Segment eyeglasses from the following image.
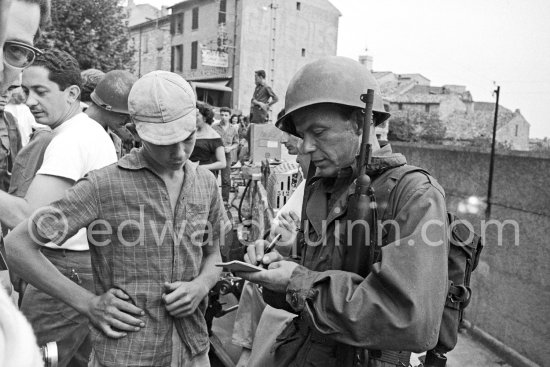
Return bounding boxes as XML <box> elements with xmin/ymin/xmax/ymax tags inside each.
<box><xmin>3</xmin><ymin>41</ymin><xmax>43</xmax><ymax>69</ymax></box>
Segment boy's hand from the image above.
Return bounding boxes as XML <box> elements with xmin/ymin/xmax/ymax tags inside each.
<box><xmin>86</xmin><ymin>288</ymin><xmax>145</xmax><ymax>339</ymax></box>
<box><xmin>163</xmin><ymin>280</ymin><xmax>209</xmax><ymax>318</ymax></box>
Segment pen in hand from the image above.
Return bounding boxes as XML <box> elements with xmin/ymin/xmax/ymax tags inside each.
<box><xmin>262</xmin><ymin>233</ymin><xmax>282</xmax><ymax>269</ymax></box>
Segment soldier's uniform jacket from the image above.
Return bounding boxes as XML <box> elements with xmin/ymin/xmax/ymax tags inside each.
<box><xmin>275</xmin><ymin>145</ymin><xmax>449</xmax><ymax>367</ymax></box>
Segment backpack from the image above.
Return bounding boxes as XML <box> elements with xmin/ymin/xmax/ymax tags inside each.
<box><xmin>373</xmin><ymin>164</ymin><xmax>484</xmax><ymax>366</ymax></box>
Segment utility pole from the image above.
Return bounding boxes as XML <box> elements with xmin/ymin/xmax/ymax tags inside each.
<box><xmin>486</xmin><ymin>85</ymin><xmax>500</xmax><ymax>219</ymax></box>
<box><xmin>231</xmin><ymin>0</ymin><xmax>239</xmax><ymax>109</ymax></box>
<box><xmin>268</xmin><ymin>0</ymin><xmax>278</xmax><ymax>88</ymax></box>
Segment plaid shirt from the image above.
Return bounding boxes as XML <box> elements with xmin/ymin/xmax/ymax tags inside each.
<box><xmin>33</xmin><ymin>149</ymin><xmax>229</xmax><ymax>366</ymax></box>
<box><xmin>212</xmin><ymin>121</ymin><xmax>238</xmax><ymax>148</ymax></box>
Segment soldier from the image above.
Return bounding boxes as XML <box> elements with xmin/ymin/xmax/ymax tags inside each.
<box><xmin>86</xmin><ymin>70</ymin><xmax>138</xmax><ymax>158</ymax></box>
<box><xmin>239</xmin><ymin>56</ymin><xmax>448</xmax><ymax>367</ymax></box>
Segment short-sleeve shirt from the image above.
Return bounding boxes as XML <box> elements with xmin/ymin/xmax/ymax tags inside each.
<box><xmin>190</xmin><ymin>137</ymin><xmax>223</xmax><ymax>165</ymax></box>
<box><xmin>212</xmin><ymin>122</ymin><xmax>239</xmax><ymax>148</ymax></box>
<box><xmin>32</xmin><ymin>150</ymin><xmax>230</xmax><ymax>366</ymax></box>
<box><xmin>37</xmin><ymin>112</ymin><xmax>117</xmax><ymax>250</ymax></box>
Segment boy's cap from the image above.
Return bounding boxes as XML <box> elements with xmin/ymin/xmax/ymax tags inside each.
<box><xmin>129</xmin><ymin>71</ymin><xmax>196</xmax><ymax>145</ymax></box>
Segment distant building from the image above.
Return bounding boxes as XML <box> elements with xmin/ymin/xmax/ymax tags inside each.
<box><xmin>127</xmin><ymin>0</ymin><xmax>169</xmax><ymax>27</ymax></box>
<box><xmin>373</xmin><ymin>70</ymin><xmax>530</xmax><ymax>150</ymax></box>
<box><xmin>387</xmin><ymin>84</ymin><xmax>474</xmax><ymax>120</ymax></box>
<box><xmin>128</xmin><ymin>0</ymin><xmax>340</xmax><ymax>117</ymax></box>
<box><xmin>469</xmin><ymin>104</ymin><xmax>530</xmax><ymax>151</ymax></box>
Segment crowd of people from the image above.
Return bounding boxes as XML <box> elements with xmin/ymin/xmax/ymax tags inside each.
<box><xmin>1</xmin><ymin>1</ymin><xmax>453</xmax><ymax>367</ymax></box>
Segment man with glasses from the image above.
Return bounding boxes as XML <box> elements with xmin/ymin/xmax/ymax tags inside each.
<box><xmin>0</xmin><ymin>48</ymin><xmax>116</xmax><ymax>367</ymax></box>
<box><xmin>0</xmin><ymin>0</ymin><xmax>50</xmax><ymax>94</ymax></box>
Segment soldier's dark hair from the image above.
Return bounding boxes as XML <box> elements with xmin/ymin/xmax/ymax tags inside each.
<box><xmin>32</xmin><ymin>49</ymin><xmax>82</xmax><ymax>97</ymax></box>
<box><xmin>220</xmin><ymin>106</ymin><xmax>231</xmax><ymax>114</ymax></box>
<box><xmin>255</xmin><ymin>70</ymin><xmax>266</xmax><ymax>79</ymax></box>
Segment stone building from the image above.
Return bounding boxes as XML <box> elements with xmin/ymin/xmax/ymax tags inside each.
<box><xmin>388</xmin><ymin>84</ymin><xmax>474</xmax><ymax>120</ymax></box>
<box><xmin>128</xmin><ymin>0</ymin><xmax>340</xmax><ymax>117</ymax></box>
<box><xmin>469</xmin><ymin>103</ymin><xmax>530</xmax><ymax>151</ymax></box>
<box><xmin>373</xmin><ymin>71</ymin><xmax>530</xmax><ymax>150</ymax></box>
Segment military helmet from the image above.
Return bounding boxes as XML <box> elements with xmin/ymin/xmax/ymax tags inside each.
<box><xmin>90</xmin><ymin>70</ymin><xmax>137</xmax><ymax>114</ymax></box>
<box><xmin>276</xmin><ymin>56</ymin><xmax>390</xmax><ymax>137</ymax></box>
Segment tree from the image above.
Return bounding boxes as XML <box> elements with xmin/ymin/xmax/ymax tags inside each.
<box><xmin>387</xmin><ymin>110</ymin><xmax>445</xmax><ymax>143</ymax></box>
<box><xmin>418</xmin><ymin>113</ymin><xmax>446</xmax><ymax>143</ymax></box>
<box><xmin>387</xmin><ymin>111</ymin><xmax>418</xmax><ymax>142</ymax></box>
<box><xmin>36</xmin><ymin>0</ymin><xmax>134</xmax><ymax>71</ymax></box>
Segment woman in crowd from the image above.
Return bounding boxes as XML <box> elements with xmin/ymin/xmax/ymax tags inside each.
<box><xmin>190</xmin><ymin>102</ymin><xmax>226</xmax><ymax>173</ymax></box>
<box><xmin>237</xmin><ymin>115</ymin><xmax>250</xmax><ymax>162</ymax></box>
<box><xmin>230</xmin><ymin>113</ymin><xmax>239</xmax><ymax>125</ymax></box>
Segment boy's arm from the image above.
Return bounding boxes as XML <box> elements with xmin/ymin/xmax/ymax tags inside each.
<box><xmin>0</xmin><ymin>174</ymin><xmax>73</xmax><ymax>230</ymax></box>
<box><xmin>5</xmin><ymin>219</ymin><xmax>146</xmax><ymax>338</ymax></box>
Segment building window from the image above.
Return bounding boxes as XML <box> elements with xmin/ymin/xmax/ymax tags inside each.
<box><xmin>144</xmin><ymin>35</ymin><xmax>149</xmax><ymax>53</ymax></box>
<box><xmin>296</xmin><ymin>2</ymin><xmax>301</xmax><ymax>10</ymax></box>
<box><xmin>171</xmin><ymin>45</ymin><xmax>183</xmax><ymax>72</ymax></box>
<box><xmin>515</xmin><ymin>125</ymin><xmax>519</xmax><ymax>137</ymax></box>
<box><xmin>301</xmin><ymin>48</ymin><xmax>306</xmax><ymax>57</ymax></box>
<box><xmin>191</xmin><ymin>41</ymin><xmax>198</xmax><ymax>69</ymax></box>
<box><xmin>218</xmin><ymin>0</ymin><xmax>227</xmax><ymax>24</ymax></box>
<box><xmin>425</xmin><ymin>104</ymin><xmax>430</xmax><ymax>113</ymax></box>
<box><xmin>398</xmin><ymin>103</ymin><xmax>403</xmax><ymax>110</ymax></box>
<box><xmin>177</xmin><ymin>13</ymin><xmax>184</xmax><ymax>34</ymax></box>
<box><xmin>192</xmin><ymin>7</ymin><xmax>199</xmax><ymax>30</ymax></box>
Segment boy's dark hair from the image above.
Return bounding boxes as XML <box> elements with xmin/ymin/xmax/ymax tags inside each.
<box><xmin>197</xmin><ymin>102</ymin><xmax>215</xmax><ymax>125</ymax></box>
<box><xmin>33</xmin><ymin>49</ymin><xmax>82</xmax><ymax>98</ymax></box>
<box><xmin>255</xmin><ymin>70</ymin><xmax>266</xmax><ymax>79</ymax></box>
<box><xmin>220</xmin><ymin>106</ymin><xmax>231</xmax><ymax>114</ymax></box>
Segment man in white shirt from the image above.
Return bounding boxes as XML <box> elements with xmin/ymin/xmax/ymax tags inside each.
<box><xmin>0</xmin><ymin>49</ymin><xmax>116</xmax><ymax>367</ymax></box>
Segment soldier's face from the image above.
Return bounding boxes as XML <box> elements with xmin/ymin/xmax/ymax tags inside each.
<box><xmin>0</xmin><ymin>0</ymin><xmax>41</xmax><ymax>94</ymax></box>
<box><xmin>293</xmin><ymin>104</ymin><xmax>361</xmax><ymax>177</ymax></box>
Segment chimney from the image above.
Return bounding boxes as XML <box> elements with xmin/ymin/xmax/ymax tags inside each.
<box><xmin>515</xmin><ymin>108</ymin><xmax>521</xmax><ymax>115</ymax></box>
<box><xmin>358</xmin><ymin>55</ymin><xmax>373</xmax><ymax>72</ymax></box>
<box><xmin>161</xmin><ymin>6</ymin><xmax>168</xmax><ymax>16</ymax></box>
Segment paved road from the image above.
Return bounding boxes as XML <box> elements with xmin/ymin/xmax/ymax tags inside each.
<box><xmin>447</xmin><ymin>331</ymin><xmax>512</xmax><ymax>367</ymax></box>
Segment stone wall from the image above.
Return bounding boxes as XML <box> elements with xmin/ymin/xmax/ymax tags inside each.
<box><xmin>391</xmin><ymin>141</ymin><xmax>550</xmax><ymax>366</ymax></box>
<box><xmin>129</xmin><ymin>19</ymin><xmax>171</xmax><ymax>76</ymax></box>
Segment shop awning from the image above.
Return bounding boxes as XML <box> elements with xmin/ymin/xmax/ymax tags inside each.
<box><xmin>193</xmin><ymin>81</ymin><xmax>232</xmax><ymax>92</ymax></box>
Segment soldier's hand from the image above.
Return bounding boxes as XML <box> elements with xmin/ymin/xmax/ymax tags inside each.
<box><xmin>86</xmin><ymin>288</ymin><xmax>145</xmax><ymax>339</ymax></box>
<box><xmin>244</xmin><ymin>239</ymin><xmax>283</xmax><ymax>266</ymax></box>
<box><xmin>271</xmin><ymin>211</ymin><xmax>300</xmax><ymax>245</ymax></box>
<box><xmin>236</xmin><ymin>260</ymin><xmax>299</xmax><ymax>293</ymax></box>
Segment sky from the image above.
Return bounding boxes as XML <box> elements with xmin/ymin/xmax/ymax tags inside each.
<box><xmin>135</xmin><ymin>0</ymin><xmax>550</xmax><ymax>138</ymax></box>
